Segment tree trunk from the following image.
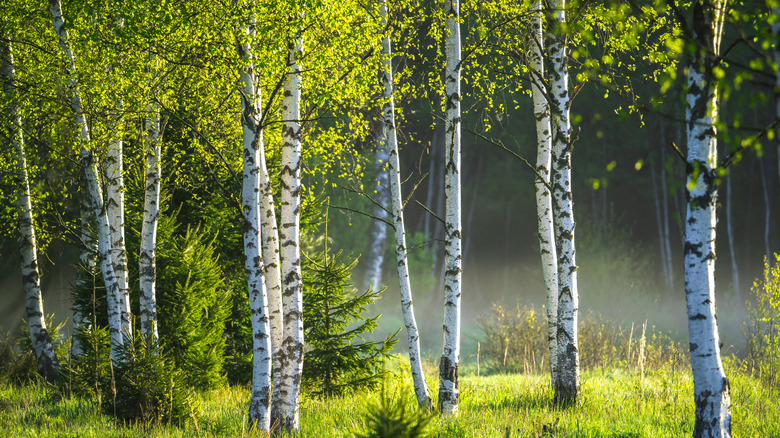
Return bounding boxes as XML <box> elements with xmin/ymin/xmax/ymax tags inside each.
<box><xmin>377</xmin><ymin>0</ymin><xmax>432</xmax><ymax>409</ymax></box>
<box><xmin>2</xmin><ymin>39</ymin><xmax>60</xmax><ymax>383</ymax></box>
<box><xmin>650</xmin><ymin>131</ymin><xmax>672</xmax><ymax>289</ymax></box>
<box><xmin>236</xmin><ymin>11</ymin><xmax>273</xmax><ymax>429</ymax></box>
<box><xmin>139</xmin><ymin>53</ymin><xmax>161</xmax><ymax>343</ymax></box>
<box><xmin>276</xmin><ymin>31</ymin><xmax>305</xmax><ymax>432</ymax></box>
<box><xmin>106</xmin><ymin>117</ymin><xmax>132</xmax><ymax>340</ymax></box>
<box><xmin>660</xmin><ymin>126</ymin><xmax>674</xmax><ymax>289</ymax></box>
<box><xmin>547</xmin><ymin>0</ymin><xmax>580</xmax><ymax>405</ymax></box>
<box><xmin>362</xmin><ymin>122</ymin><xmax>391</xmax><ymax>292</ymax></box>
<box><xmin>49</xmin><ymin>0</ymin><xmax>124</xmax><ymax>360</ymax></box>
<box><xmin>439</xmin><ymin>0</ymin><xmax>462</xmax><ymax>416</ymax></box>
<box><xmin>529</xmin><ymin>0</ymin><xmax>559</xmax><ymax>386</ymax></box>
<box><xmin>421</xmin><ymin>128</ymin><xmax>438</xmax><ymax>239</ymax></box>
<box><xmin>684</xmin><ymin>2</ymin><xmax>731</xmax><ymax>436</ymax></box>
<box><xmin>759</xmin><ymin>156</ymin><xmax>771</xmax><ymax>261</ymax></box>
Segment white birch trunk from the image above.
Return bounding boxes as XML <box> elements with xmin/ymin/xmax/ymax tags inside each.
<box><xmin>106</xmin><ymin>126</ymin><xmax>132</xmax><ymax>339</ymax></box>
<box><xmin>260</xmin><ymin>105</ymin><xmax>283</xmax><ymax>428</ymax></box>
<box><xmin>276</xmin><ymin>32</ymin><xmax>304</xmax><ymax>432</ymax></box>
<box><xmin>377</xmin><ymin>0</ymin><xmax>431</xmax><ymax>409</ymax></box>
<box><xmin>139</xmin><ymin>57</ymin><xmax>161</xmax><ymax>342</ymax></box>
<box><xmin>362</xmin><ymin>136</ymin><xmax>390</xmax><ymax>292</ymax></box>
<box><xmin>235</xmin><ymin>7</ymin><xmax>273</xmax><ymax>430</ymax></box>
<box><xmin>529</xmin><ymin>0</ymin><xmax>559</xmax><ymax>386</ymax></box>
<box><xmin>547</xmin><ymin>0</ymin><xmax>580</xmax><ymax>405</ymax></box>
<box><xmin>439</xmin><ymin>0</ymin><xmax>462</xmax><ymax>416</ymax></box>
<box><xmin>684</xmin><ymin>2</ymin><xmax>731</xmax><ymax>436</ymax></box>
<box><xmin>49</xmin><ymin>0</ymin><xmax>124</xmax><ymax>360</ymax></box>
<box><xmin>2</xmin><ymin>39</ymin><xmax>60</xmax><ymax>382</ymax></box>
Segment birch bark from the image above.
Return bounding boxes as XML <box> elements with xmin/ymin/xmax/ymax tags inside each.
<box><xmin>106</xmin><ymin>117</ymin><xmax>132</xmax><ymax>339</ymax></box>
<box><xmin>139</xmin><ymin>54</ymin><xmax>161</xmax><ymax>342</ymax></box>
<box><xmin>547</xmin><ymin>0</ymin><xmax>580</xmax><ymax>405</ymax></box>
<box><xmin>276</xmin><ymin>30</ymin><xmax>304</xmax><ymax>432</ymax></box>
<box><xmin>684</xmin><ymin>1</ymin><xmax>731</xmax><ymax>436</ymax></box>
<box><xmin>49</xmin><ymin>0</ymin><xmax>124</xmax><ymax>360</ymax></box>
<box><xmin>362</xmin><ymin>133</ymin><xmax>390</xmax><ymax>292</ymax></box>
<box><xmin>439</xmin><ymin>0</ymin><xmax>462</xmax><ymax>416</ymax></box>
<box><xmin>377</xmin><ymin>0</ymin><xmax>431</xmax><ymax>409</ymax></box>
<box><xmin>235</xmin><ymin>6</ymin><xmax>272</xmax><ymax>430</ymax></box>
<box><xmin>529</xmin><ymin>0</ymin><xmax>558</xmax><ymax>386</ymax></box>
<box><xmin>2</xmin><ymin>39</ymin><xmax>60</xmax><ymax>382</ymax></box>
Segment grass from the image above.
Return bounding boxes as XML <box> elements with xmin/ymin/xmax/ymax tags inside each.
<box><xmin>0</xmin><ymin>360</ymin><xmax>778</xmax><ymax>437</ymax></box>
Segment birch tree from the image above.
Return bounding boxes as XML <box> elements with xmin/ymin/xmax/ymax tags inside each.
<box><xmin>106</xmin><ymin>117</ymin><xmax>132</xmax><ymax>339</ymax></box>
<box><xmin>682</xmin><ymin>0</ymin><xmax>731</xmax><ymax>435</ymax></box>
<box><xmin>378</xmin><ymin>0</ymin><xmax>431</xmax><ymax>409</ymax></box>
<box><xmin>528</xmin><ymin>0</ymin><xmax>559</xmax><ymax>386</ymax></box>
<box><xmin>49</xmin><ymin>0</ymin><xmax>125</xmax><ymax>360</ymax></box>
<box><xmin>235</xmin><ymin>2</ymin><xmax>273</xmax><ymax>429</ymax></box>
<box><xmin>546</xmin><ymin>0</ymin><xmax>580</xmax><ymax>405</ymax></box>
<box><xmin>276</xmin><ymin>21</ymin><xmax>305</xmax><ymax>432</ymax></box>
<box><xmin>2</xmin><ymin>38</ymin><xmax>60</xmax><ymax>382</ymax></box>
<box><xmin>362</xmin><ymin>140</ymin><xmax>390</xmax><ymax>292</ymax></box>
<box><xmin>439</xmin><ymin>0</ymin><xmax>463</xmax><ymax>416</ymax></box>
<box><xmin>139</xmin><ymin>54</ymin><xmax>161</xmax><ymax>342</ymax></box>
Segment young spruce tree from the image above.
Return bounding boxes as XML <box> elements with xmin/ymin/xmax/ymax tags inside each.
<box><xmin>302</xmin><ymin>234</ymin><xmax>398</xmax><ymax>397</ymax></box>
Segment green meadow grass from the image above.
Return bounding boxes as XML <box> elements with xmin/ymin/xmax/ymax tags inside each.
<box><xmin>0</xmin><ymin>362</ymin><xmax>777</xmax><ymax>437</ymax></box>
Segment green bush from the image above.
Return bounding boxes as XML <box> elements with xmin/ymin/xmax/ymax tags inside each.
<box><xmin>354</xmin><ymin>386</ymin><xmax>432</xmax><ymax>438</ymax></box>
<box><xmin>744</xmin><ymin>255</ymin><xmax>780</xmax><ymax>387</ymax></box>
<box><xmin>72</xmin><ymin>215</ymin><xmax>230</xmax><ymax>391</ymax></box>
<box><xmin>59</xmin><ymin>324</ymin><xmax>111</xmax><ymax>399</ymax></box>
<box><xmin>477</xmin><ymin>304</ymin><xmax>687</xmax><ymax>375</ymax></box>
<box><xmin>156</xmin><ymin>224</ymin><xmax>230</xmax><ymax>391</ymax></box>
<box><xmin>302</xmin><ymin>246</ymin><xmax>398</xmax><ymax>396</ymax></box>
<box><xmin>477</xmin><ymin>303</ymin><xmax>547</xmax><ymax>374</ymax></box>
<box><xmin>110</xmin><ymin>332</ymin><xmax>195</xmax><ymax>425</ymax></box>
<box><xmin>0</xmin><ymin>330</ymin><xmax>37</xmax><ymax>385</ymax></box>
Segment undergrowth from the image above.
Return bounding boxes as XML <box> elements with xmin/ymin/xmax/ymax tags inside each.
<box><xmin>0</xmin><ymin>361</ymin><xmax>778</xmax><ymax>437</ymax></box>
<box><xmin>477</xmin><ymin>304</ymin><xmax>687</xmax><ymax>376</ymax></box>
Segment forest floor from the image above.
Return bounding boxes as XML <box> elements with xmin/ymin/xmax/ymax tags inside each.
<box><xmin>0</xmin><ymin>360</ymin><xmax>777</xmax><ymax>437</ymax></box>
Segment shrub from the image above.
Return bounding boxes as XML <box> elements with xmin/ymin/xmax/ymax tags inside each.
<box><xmin>477</xmin><ymin>303</ymin><xmax>687</xmax><ymax>375</ymax></box>
<box><xmin>72</xmin><ymin>215</ymin><xmax>230</xmax><ymax>391</ymax></box>
<box><xmin>354</xmin><ymin>386</ymin><xmax>432</xmax><ymax>438</ymax></box>
<box><xmin>477</xmin><ymin>303</ymin><xmax>547</xmax><ymax>374</ymax></box>
<box><xmin>302</xmin><ymin>246</ymin><xmax>398</xmax><ymax>396</ymax></box>
<box><xmin>155</xmin><ymin>225</ymin><xmax>230</xmax><ymax>390</ymax></box>
<box><xmin>59</xmin><ymin>324</ymin><xmax>112</xmax><ymax>400</ymax></box>
<box><xmin>744</xmin><ymin>255</ymin><xmax>780</xmax><ymax>387</ymax></box>
<box><xmin>0</xmin><ymin>330</ymin><xmax>37</xmax><ymax>385</ymax></box>
<box><xmin>110</xmin><ymin>331</ymin><xmax>195</xmax><ymax>425</ymax></box>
